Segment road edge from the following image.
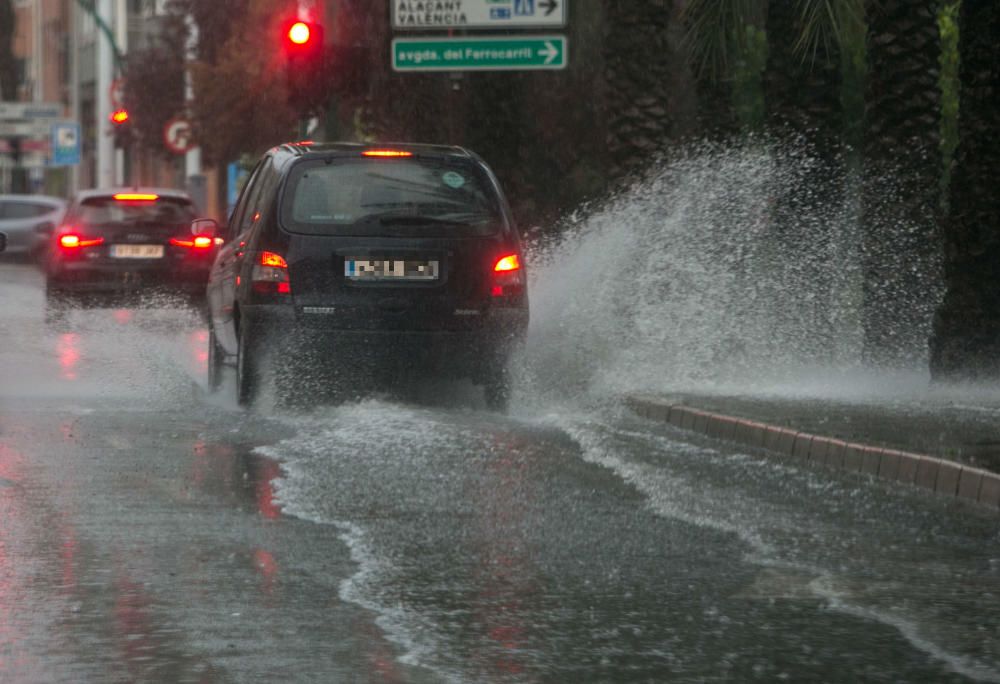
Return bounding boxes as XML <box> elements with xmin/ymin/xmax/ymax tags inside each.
<box><xmin>626</xmin><ymin>396</ymin><xmax>1000</xmax><ymax>512</ymax></box>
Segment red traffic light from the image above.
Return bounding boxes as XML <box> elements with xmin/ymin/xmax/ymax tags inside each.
<box><xmin>282</xmin><ymin>19</ymin><xmax>323</xmax><ymax>55</ymax></box>
<box><xmin>110</xmin><ymin>109</ymin><xmax>129</xmax><ymax>124</ymax></box>
<box><xmin>288</xmin><ymin>21</ymin><xmax>311</xmax><ymax>45</ymax></box>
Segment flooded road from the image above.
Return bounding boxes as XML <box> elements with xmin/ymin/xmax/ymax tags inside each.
<box><xmin>2</xmin><ymin>261</ymin><xmax>999</xmax><ymax>683</ymax></box>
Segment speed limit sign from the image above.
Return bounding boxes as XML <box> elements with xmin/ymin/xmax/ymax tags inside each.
<box><xmin>163</xmin><ymin>117</ymin><xmax>196</xmax><ymax>154</ymax></box>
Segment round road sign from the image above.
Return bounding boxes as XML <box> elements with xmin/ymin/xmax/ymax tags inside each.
<box><xmin>163</xmin><ymin>117</ymin><xmax>196</xmax><ymax>155</ymax></box>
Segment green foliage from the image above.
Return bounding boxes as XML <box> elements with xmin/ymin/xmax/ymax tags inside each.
<box><xmin>939</xmin><ymin>0</ymin><xmax>960</xmax><ymax>207</ymax></box>
<box><xmin>681</xmin><ymin>0</ymin><xmax>763</xmax><ymax>81</ymax></box>
<box><xmin>794</xmin><ymin>0</ymin><xmax>865</xmax><ymax>66</ymax></box>
<box><xmin>122</xmin><ymin>14</ymin><xmax>186</xmax><ymax>157</ymax></box>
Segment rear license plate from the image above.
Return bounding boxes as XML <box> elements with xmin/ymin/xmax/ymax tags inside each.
<box><xmin>345</xmin><ymin>258</ymin><xmax>439</xmax><ymax>281</ymax></box>
<box><xmin>111</xmin><ymin>244</ymin><xmax>164</xmax><ymax>259</ymax></box>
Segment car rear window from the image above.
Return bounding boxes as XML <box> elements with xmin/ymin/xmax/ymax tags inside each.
<box><xmin>280</xmin><ymin>157</ymin><xmax>503</xmax><ymax>236</ymax></box>
<box><xmin>76</xmin><ymin>196</ymin><xmax>195</xmax><ymax>227</ymax></box>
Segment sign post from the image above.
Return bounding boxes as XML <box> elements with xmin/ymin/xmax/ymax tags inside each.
<box><xmin>392</xmin><ymin>36</ymin><xmax>567</xmax><ymax>72</ymax></box>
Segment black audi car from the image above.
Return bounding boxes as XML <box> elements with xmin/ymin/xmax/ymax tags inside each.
<box><xmin>205</xmin><ymin>142</ymin><xmax>529</xmax><ymax>410</ymax></box>
<box><xmin>45</xmin><ymin>188</ymin><xmax>216</xmax><ymax>311</ymax></box>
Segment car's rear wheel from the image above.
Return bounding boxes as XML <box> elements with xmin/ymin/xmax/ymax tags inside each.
<box><xmin>236</xmin><ymin>325</ymin><xmax>260</xmax><ymax>407</ymax></box>
<box><xmin>207</xmin><ymin>326</ymin><xmax>224</xmax><ymax>392</ymax></box>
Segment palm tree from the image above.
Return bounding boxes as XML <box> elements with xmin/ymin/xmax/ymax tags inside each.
<box><xmin>602</xmin><ymin>0</ymin><xmax>696</xmax><ymax>177</ymax></box>
<box><xmin>861</xmin><ymin>0</ymin><xmax>943</xmax><ymax>369</ymax></box>
<box><xmin>930</xmin><ymin>0</ymin><xmax>1000</xmax><ymax>379</ymax></box>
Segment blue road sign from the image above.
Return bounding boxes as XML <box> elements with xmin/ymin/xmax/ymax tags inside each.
<box><xmin>514</xmin><ymin>0</ymin><xmax>535</xmax><ymax>15</ymax></box>
<box><xmin>51</xmin><ymin>122</ymin><xmax>81</xmax><ymax>166</ymax></box>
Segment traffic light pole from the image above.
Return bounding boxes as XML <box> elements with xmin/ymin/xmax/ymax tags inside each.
<box><xmin>74</xmin><ymin>0</ymin><xmax>123</xmax><ymax>188</ymax></box>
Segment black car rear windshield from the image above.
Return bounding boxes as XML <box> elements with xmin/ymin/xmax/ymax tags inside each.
<box><xmin>280</xmin><ymin>157</ymin><xmax>503</xmax><ymax>236</ymax></box>
<box><xmin>76</xmin><ymin>196</ymin><xmax>195</xmax><ymax>227</ymax></box>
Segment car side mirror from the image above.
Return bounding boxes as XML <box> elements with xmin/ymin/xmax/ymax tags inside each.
<box><xmin>34</xmin><ymin>221</ymin><xmax>55</xmax><ymax>236</ymax></box>
<box><xmin>0</xmin><ymin>232</ymin><xmax>6</xmax><ymax>253</ymax></box>
<box><xmin>190</xmin><ymin>218</ymin><xmax>219</xmax><ymax>238</ymax></box>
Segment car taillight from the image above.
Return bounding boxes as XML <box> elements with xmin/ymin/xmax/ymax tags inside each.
<box><xmin>59</xmin><ymin>233</ymin><xmax>104</xmax><ymax>249</ymax></box>
<box><xmin>251</xmin><ymin>251</ymin><xmax>291</xmax><ymax>295</ymax></box>
<box><xmin>170</xmin><ymin>235</ymin><xmax>215</xmax><ymax>249</ymax></box>
<box><xmin>492</xmin><ymin>253</ymin><xmax>525</xmax><ymax>300</ymax></box>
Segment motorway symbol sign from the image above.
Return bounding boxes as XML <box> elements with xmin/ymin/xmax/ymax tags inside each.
<box><xmin>163</xmin><ymin>117</ymin><xmax>196</xmax><ymax>154</ymax></box>
<box><xmin>391</xmin><ymin>0</ymin><xmax>566</xmax><ymax>30</ymax></box>
<box><xmin>392</xmin><ymin>36</ymin><xmax>568</xmax><ymax>72</ymax></box>
<box><xmin>51</xmin><ymin>122</ymin><xmax>81</xmax><ymax>166</ymax></box>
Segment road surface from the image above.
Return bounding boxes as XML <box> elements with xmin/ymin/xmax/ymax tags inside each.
<box><xmin>1</xmin><ymin>262</ymin><xmax>998</xmax><ymax>683</ymax></box>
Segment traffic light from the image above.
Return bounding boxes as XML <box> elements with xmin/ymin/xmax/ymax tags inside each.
<box><xmin>281</xmin><ymin>18</ymin><xmax>327</xmax><ymax>113</ymax></box>
<box><xmin>282</xmin><ymin>19</ymin><xmax>324</xmax><ymax>63</ymax></box>
<box><xmin>110</xmin><ymin>108</ymin><xmax>133</xmax><ymax>148</ymax></box>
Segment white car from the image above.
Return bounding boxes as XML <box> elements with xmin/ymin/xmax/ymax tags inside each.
<box><xmin>0</xmin><ymin>194</ymin><xmax>66</xmax><ymax>257</ymax></box>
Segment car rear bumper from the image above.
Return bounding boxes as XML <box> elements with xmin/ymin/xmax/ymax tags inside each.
<box><xmin>241</xmin><ymin>303</ymin><xmax>528</xmax><ymax>374</ymax></box>
<box><xmin>47</xmin><ymin>260</ymin><xmax>211</xmax><ymax>294</ymax></box>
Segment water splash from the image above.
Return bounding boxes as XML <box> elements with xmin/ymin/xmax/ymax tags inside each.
<box><xmin>517</xmin><ymin>139</ymin><xmax>940</xmax><ymax>405</ymax></box>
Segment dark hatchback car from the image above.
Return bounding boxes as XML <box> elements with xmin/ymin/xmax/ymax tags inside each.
<box><xmin>45</xmin><ymin>188</ymin><xmax>216</xmax><ymax>310</ymax></box>
<box><xmin>205</xmin><ymin>142</ymin><xmax>529</xmax><ymax>410</ymax></box>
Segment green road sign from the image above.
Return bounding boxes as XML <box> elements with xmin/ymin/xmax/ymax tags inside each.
<box><xmin>392</xmin><ymin>36</ymin><xmax>568</xmax><ymax>72</ymax></box>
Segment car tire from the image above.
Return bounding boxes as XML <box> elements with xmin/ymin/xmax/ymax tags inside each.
<box><xmin>207</xmin><ymin>326</ymin><xmax>224</xmax><ymax>392</ymax></box>
<box><xmin>236</xmin><ymin>325</ymin><xmax>260</xmax><ymax>407</ymax></box>
<box><xmin>482</xmin><ymin>363</ymin><xmax>510</xmax><ymax>413</ymax></box>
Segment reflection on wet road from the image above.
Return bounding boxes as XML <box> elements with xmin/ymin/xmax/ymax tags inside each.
<box><xmin>1</xmin><ymin>262</ymin><xmax>999</xmax><ymax>683</ymax></box>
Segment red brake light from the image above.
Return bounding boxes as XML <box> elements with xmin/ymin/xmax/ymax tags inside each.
<box><xmin>113</xmin><ymin>193</ymin><xmax>158</xmax><ymax>201</ymax></box>
<box><xmin>492</xmin><ymin>253</ymin><xmax>525</xmax><ymax>300</ymax></box>
<box><xmin>59</xmin><ymin>234</ymin><xmax>104</xmax><ymax>249</ymax></box>
<box><xmin>252</xmin><ymin>252</ymin><xmax>291</xmax><ymax>295</ymax></box>
<box><xmin>494</xmin><ymin>254</ymin><xmax>521</xmax><ymax>272</ymax></box>
<box><xmin>362</xmin><ymin>150</ymin><xmax>413</xmax><ymax>158</ymax></box>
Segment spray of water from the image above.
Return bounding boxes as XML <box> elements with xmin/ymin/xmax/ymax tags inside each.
<box><xmin>516</xmin><ymin>139</ymin><xmax>944</xmax><ymax>406</ymax></box>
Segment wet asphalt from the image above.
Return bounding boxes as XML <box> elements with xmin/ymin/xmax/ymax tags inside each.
<box><xmin>1</xmin><ymin>261</ymin><xmax>999</xmax><ymax>683</ymax></box>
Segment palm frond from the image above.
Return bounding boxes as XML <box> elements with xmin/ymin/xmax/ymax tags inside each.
<box><xmin>793</xmin><ymin>0</ymin><xmax>865</xmax><ymax>65</ymax></box>
<box><xmin>682</xmin><ymin>0</ymin><xmax>764</xmax><ymax>81</ymax></box>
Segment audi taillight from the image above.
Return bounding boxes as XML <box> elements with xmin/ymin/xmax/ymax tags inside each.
<box><xmin>58</xmin><ymin>232</ymin><xmax>104</xmax><ymax>249</ymax></box>
<box><xmin>251</xmin><ymin>251</ymin><xmax>291</xmax><ymax>295</ymax></box>
<box><xmin>491</xmin><ymin>253</ymin><xmax>525</xmax><ymax>301</ymax></box>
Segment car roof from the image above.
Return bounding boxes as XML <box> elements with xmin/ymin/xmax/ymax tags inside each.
<box><xmin>273</xmin><ymin>141</ymin><xmax>481</xmax><ymax>162</ymax></box>
<box><xmin>72</xmin><ymin>187</ymin><xmax>194</xmax><ymax>202</ymax></box>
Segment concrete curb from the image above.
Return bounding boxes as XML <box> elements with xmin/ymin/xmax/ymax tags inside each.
<box><xmin>626</xmin><ymin>396</ymin><xmax>1000</xmax><ymax>512</ymax></box>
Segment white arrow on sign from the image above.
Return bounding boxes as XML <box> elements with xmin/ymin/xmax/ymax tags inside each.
<box><xmin>538</xmin><ymin>41</ymin><xmax>559</xmax><ymax>65</ymax></box>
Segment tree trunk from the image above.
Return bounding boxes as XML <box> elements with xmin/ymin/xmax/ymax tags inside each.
<box><xmin>930</xmin><ymin>0</ymin><xmax>1000</xmax><ymax>379</ymax></box>
<box><xmin>602</xmin><ymin>0</ymin><xmax>693</xmax><ymax>179</ymax></box>
<box><xmin>861</xmin><ymin>0</ymin><xmax>943</xmax><ymax>368</ymax></box>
